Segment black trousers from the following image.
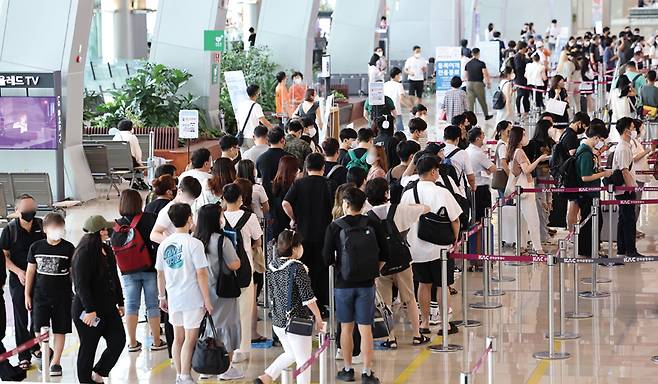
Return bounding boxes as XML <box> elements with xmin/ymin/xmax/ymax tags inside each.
<box><xmin>9</xmin><ymin>281</ymin><xmax>36</xmax><ymax>361</ymax></box>
<box><xmin>516</xmin><ymin>87</ymin><xmax>530</xmax><ymax>113</ymax></box>
<box><xmin>72</xmin><ymin>302</ymin><xmax>126</xmax><ymax>383</ymax></box>
<box><xmin>300</xmin><ymin>241</ymin><xmax>329</xmax><ymax>308</ymax></box>
<box><xmin>474</xmin><ymin>185</ymin><xmax>492</xmax><ymax>222</ymax></box>
<box><xmin>617</xmin><ymin>191</ymin><xmax>638</xmax><ymax>255</ymax></box>
<box><xmin>577</xmin><ymin>196</ymin><xmax>603</xmax><ymax>257</ymax></box>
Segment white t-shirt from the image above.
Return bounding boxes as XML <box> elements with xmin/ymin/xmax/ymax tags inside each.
<box><xmin>236</xmin><ymin>100</ymin><xmax>265</xmax><ymax>139</ymax></box>
<box><xmin>251</xmin><ymin>184</ymin><xmax>269</xmax><ymax>219</ymax></box>
<box><xmin>404</xmin><ymin>56</ymin><xmax>429</xmax><ymax>81</ymax></box>
<box><xmin>466</xmin><ymin>144</ymin><xmax>494</xmax><ymax>186</ymax></box>
<box><xmin>368</xmin><ymin>203</ymin><xmax>426</xmax><ymax>232</ymax></box>
<box><xmin>383</xmin><ymin>80</ymin><xmax>405</xmax><ymax>114</ymax></box>
<box><xmin>400</xmin><ymin>180</ymin><xmax>463</xmax><ymax>263</ymax></box>
<box><xmin>224</xmin><ymin>209</ymin><xmax>263</xmax><ymax>265</ymax></box>
<box><xmin>495</xmin><ymin>140</ymin><xmax>508</xmax><ymax>168</ymax></box>
<box><xmin>178</xmin><ymin>169</ymin><xmax>212</xmax><ymax>187</ymax></box>
<box><xmin>525</xmin><ymin>61</ymin><xmax>545</xmax><ymax>87</ymax></box>
<box><xmin>443</xmin><ymin>143</ymin><xmax>474</xmax><ymax>195</ymax></box>
<box><xmin>155</xmin><ymin>233</ymin><xmax>209</xmax><ymax>312</ymax></box>
<box><xmin>155</xmin><ymin>200</ymin><xmax>201</xmax><ymax>238</ymax></box>
<box><xmin>612</xmin><ymin>139</ymin><xmax>636</xmax><ymax>190</ymax></box>
<box><xmin>400</xmin><ymin>174</ymin><xmax>465</xmax><ymax>198</ymax></box>
<box><xmin>113</xmin><ymin>131</ymin><xmax>142</xmax><ymax>164</ymax></box>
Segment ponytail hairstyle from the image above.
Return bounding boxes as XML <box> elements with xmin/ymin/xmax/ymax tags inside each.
<box><xmin>276</xmin><ymin>229</ymin><xmax>303</xmax><ymax>258</ymax></box>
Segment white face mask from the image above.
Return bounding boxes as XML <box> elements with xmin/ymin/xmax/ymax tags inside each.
<box><xmin>350</xmin><ymin>141</ymin><xmax>358</xmax><ymax>149</ymax></box>
<box><xmin>376</xmin><ymin>51</ymin><xmax>383</xmax><ymax>57</ymax></box>
<box><xmin>366</xmin><ymin>153</ymin><xmax>377</xmax><ymax>165</ymax></box>
<box><xmin>46</xmin><ymin>227</ymin><xmax>65</xmax><ymax>242</ymax></box>
<box><xmin>631</xmin><ymin>130</ymin><xmax>638</xmax><ymax>139</ymax></box>
<box><xmin>307</xmin><ymin>127</ymin><xmax>317</xmax><ymax>137</ymax></box>
<box><xmin>293</xmin><ymin>78</ymin><xmax>302</xmax><ymax>84</ymax></box>
<box><xmin>414</xmin><ymin>53</ymin><xmax>421</xmax><ymax>58</ymax></box>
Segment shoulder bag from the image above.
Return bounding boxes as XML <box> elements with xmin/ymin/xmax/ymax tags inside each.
<box><xmin>192</xmin><ymin>313</ymin><xmax>230</xmax><ymax>375</ymax></box>
<box><xmin>491</xmin><ymin>142</ymin><xmax>509</xmax><ymax>190</ymax></box>
<box><xmin>285</xmin><ymin>265</ymin><xmax>314</xmax><ymax>336</ymax></box>
<box><xmin>236</xmin><ymin>102</ymin><xmax>257</xmax><ymax>146</ymax></box>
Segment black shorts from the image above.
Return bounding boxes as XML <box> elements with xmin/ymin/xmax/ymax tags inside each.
<box><xmin>408</xmin><ymin>80</ymin><xmax>425</xmax><ymax>98</ymax></box>
<box><xmin>412</xmin><ymin>258</ymin><xmax>455</xmax><ymax>286</ymax></box>
<box><xmin>33</xmin><ymin>299</ymin><xmax>72</xmax><ymax>334</ymax></box>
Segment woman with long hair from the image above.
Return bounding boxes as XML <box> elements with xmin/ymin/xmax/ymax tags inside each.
<box><xmin>72</xmin><ymin>216</ymin><xmax>126</xmax><ymax>383</ymax></box>
<box><xmin>579</xmin><ymin>57</ymin><xmax>595</xmax><ymax>113</ymax></box>
<box><xmin>547</xmin><ymin>74</ymin><xmax>570</xmax><ymax>126</ymax></box>
<box><xmin>495</xmin><ymin>66</ymin><xmax>515</xmax><ymax>124</ymax></box>
<box><xmin>271</xmin><ymin>156</ymin><xmax>300</xmax><ymax>239</ymax></box>
<box><xmin>202</xmin><ymin>158</ymin><xmax>236</xmax><ymax>204</ymax></box>
<box><xmin>293</xmin><ymin>88</ymin><xmax>323</xmax><ymax>135</ymax></box>
<box><xmin>366</xmin><ymin>144</ymin><xmax>388</xmax><ymax>180</ymax></box>
<box><xmin>193</xmin><ymin>204</ymin><xmax>243</xmax><ymax>380</ymax></box>
<box><xmin>505</xmin><ymin>126</ymin><xmax>549</xmax><ymax>254</ymax></box>
<box><xmin>493</xmin><ymin>120</ymin><xmax>512</xmax><ymax>199</ymax></box>
<box><xmin>609</xmin><ymin>75</ymin><xmax>636</xmax><ymax>142</ymax></box>
<box><xmin>236</xmin><ymin>159</ymin><xmax>270</xmax><ymax>219</ymax></box>
<box><xmin>275</xmin><ymin>71</ymin><xmax>290</xmax><ymax>117</ymax></box>
<box><xmin>526</xmin><ymin>119</ymin><xmax>557</xmax><ymax>242</ymax></box>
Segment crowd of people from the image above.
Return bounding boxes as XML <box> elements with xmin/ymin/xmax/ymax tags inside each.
<box><xmin>2</xmin><ymin>16</ymin><xmax>658</xmax><ymax>384</ymax></box>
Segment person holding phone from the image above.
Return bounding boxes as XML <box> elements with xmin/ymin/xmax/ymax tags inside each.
<box><xmin>71</xmin><ymin>216</ymin><xmax>126</xmax><ymax>384</ymax></box>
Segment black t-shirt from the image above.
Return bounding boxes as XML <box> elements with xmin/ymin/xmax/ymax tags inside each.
<box><xmin>324</xmin><ymin>161</ymin><xmax>347</xmax><ymax>189</ymax></box>
<box><xmin>465</xmin><ymin>59</ymin><xmax>487</xmax><ymax>82</ymax></box>
<box><xmin>322</xmin><ymin>215</ymin><xmax>389</xmax><ymax>288</ymax></box>
<box><xmin>337</xmin><ymin>148</ymin><xmax>349</xmax><ymax>164</ymax></box>
<box><xmin>513</xmin><ymin>53</ymin><xmax>529</xmax><ymax>85</ymax></box>
<box><xmin>256</xmin><ymin>147</ymin><xmax>291</xmax><ymax>198</ymax></box>
<box><xmin>284</xmin><ymin>175</ymin><xmax>334</xmax><ymax>242</ymax></box>
<box><xmin>144</xmin><ymin>198</ymin><xmax>170</xmax><ymax>216</ymax></box>
<box><xmin>0</xmin><ymin>218</ymin><xmax>46</xmax><ymax>287</ymax></box>
<box><xmin>561</xmin><ymin>127</ymin><xmax>580</xmax><ymax>155</ymax></box>
<box><xmin>340</xmin><ymin>148</ymin><xmax>368</xmax><ymax>167</ymax></box>
<box><xmin>27</xmin><ymin>239</ymin><xmax>74</xmax><ymax>303</ymax></box>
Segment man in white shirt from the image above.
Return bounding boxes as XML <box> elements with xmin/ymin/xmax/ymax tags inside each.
<box><xmin>113</xmin><ymin>119</ymin><xmax>149</xmax><ymax>189</ymax></box>
<box><xmin>400</xmin><ymin>156</ymin><xmax>462</xmax><ymax>334</ymax></box>
<box><xmin>612</xmin><ymin>117</ymin><xmax>643</xmax><ymax>258</ymax></box>
<box><xmin>236</xmin><ymin>84</ymin><xmax>273</xmax><ymax>148</ymax></box>
<box><xmin>546</xmin><ymin>19</ymin><xmax>558</xmax><ymax>51</ymax></box>
<box><xmin>442</xmin><ymin>125</ymin><xmax>476</xmax><ymax>195</ymax></box>
<box><xmin>465</xmin><ymin>127</ymin><xmax>496</xmax><ymax>221</ymax></box>
<box><xmin>384</xmin><ymin>67</ymin><xmax>407</xmax><ymax>132</ymax></box>
<box><xmin>178</xmin><ymin>148</ymin><xmax>211</xmax><ymax>187</ymax></box>
<box><xmin>222</xmin><ymin>183</ymin><xmax>263</xmax><ymax>364</ymax></box>
<box><xmin>404</xmin><ymin>46</ymin><xmax>429</xmax><ymax>104</ymax></box>
<box><xmin>242</xmin><ymin>124</ymin><xmax>269</xmax><ymax>164</ymax></box>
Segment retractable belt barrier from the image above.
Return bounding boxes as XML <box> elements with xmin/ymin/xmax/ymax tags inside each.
<box><xmin>460</xmin><ymin>337</ymin><xmax>496</xmax><ymax>384</ymax></box>
<box><xmin>0</xmin><ymin>331</ymin><xmax>48</xmax><ymax>363</ymax></box>
<box><xmin>293</xmin><ymin>333</ymin><xmax>330</xmax><ymax>379</ymax></box>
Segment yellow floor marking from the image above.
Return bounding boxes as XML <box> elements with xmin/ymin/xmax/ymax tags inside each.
<box><xmin>526</xmin><ymin>340</ymin><xmax>563</xmax><ymax>384</ymax></box>
<box><xmin>149</xmin><ymin>357</ymin><xmax>172</xmax><ymax>376</ymax></box>
<box><xmin>392</xmin><ymin>335</ymin><xmax>442</xmax><ymax>384</ymax></box>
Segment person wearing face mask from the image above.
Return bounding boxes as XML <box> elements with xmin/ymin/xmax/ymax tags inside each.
<box><xmin>505</xmin><ymin>126</ymin><xmax>549</xmax><ymax>254</ymax></box>
<box><xmin>72</xmin><ymin>215</ymin><xmax>126</xmax><ymax>384</ymax></box>
<box><xmin>373</xmin><ymin>114</ymin><xmax>400</xmax><ymax>169</ymax></box>
<box><xmin>236</xmin><ymin>84</ymin><xmax>273</xmax><ymax>149</ymax></box>
<box><xmin>403</xmin><ymin>45</ymin><xmax>429</xmax><ymax>104</ymax></box>
<box><xmin>289</xmin><ymin>72</ymin><xmax>307</xmax><ymax>115</ymax></box>
<box><xmin>407</xmin><ymin>117</ymin><xmax>428</xmax><ymax>148</ymax></box>
<box><xmin>150</xmin><ymin>176</ymin><xmax>203</xmax><ymax>244</ymax></box>
<box><xmin>0</xmin><ymin>194</ymin><xmax>45</xmax><ymax>369</ymax></box>
<box><xmin>24</xmin><ymin>213</ymin><xmax>73</xmax><ymax>377</ymax></box>
<box><xmin>466</xmin><ymin>127</ymin><xmax>497</xmax><ymax>221</ymax></box>
<box><xmin>300</xmin><ymin>117</ymin><xmax>323</xmax><ymax>153</ymax></box>
<box><xmin>283</xmin><ymin>119</ymin><xmax>312</xmax><ymax>170</ymax></box>
<box><xmin>609</xmin><ymin>75</ymin><xmax>636</xmax><ymax>143</ymax></box>
<box><xmin>293</xmin><ymin>89</ymin><xmax>323</xmax><ymax>142</ymax></box>
<box><xmin>547</xmin><ymin>75</ymin><xmax>570</xmax><ymax>126</ymax></box>
<box><xmin>630</xmin><ymin>119</ymin><xmax>655</xmax><ymax>238</ymax></box>
<box><xmin>366</xmin><ymin>144</ymin><xmax>388</xmax><ymax>180</ymax></box>
<box><xmin>575</xmin><ymin>121</ymin><xmax>612</xmax><ymax>258</ymax></box>
<box><xmin>368</xmin><ymin>47</ymin><xmax>386</xmax><ymax>83</ymax></box>
<box><xmin>611</xmin><ymin>117</ymin><xmax>644</xmax><ymax>259</ymax></box>
<box><xmin>495</xmin><ymin>66</ymin><xmax>516</xmax><ymax>124</ymax></box>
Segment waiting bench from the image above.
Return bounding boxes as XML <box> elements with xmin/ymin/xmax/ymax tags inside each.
<box><xmin>0</xmin><ymin>173</ymin><xmax>80</xmax><ymax>218</ymax></box>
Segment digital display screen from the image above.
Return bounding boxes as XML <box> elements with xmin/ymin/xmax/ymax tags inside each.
<box><xmin>0</xmin><ymin>96</ymin><xmax>60</xmax><ymax>150</ymax></box>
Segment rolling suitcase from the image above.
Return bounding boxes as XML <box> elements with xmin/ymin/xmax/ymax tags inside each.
<box><xmin>600</xmin><ymin>204</ymin><xmax>618</xmax><ymax>243</ymax></box>
<box><xmin>500</xmin><ymin>205</ymin><xmax>529</xmax><ymax>248</ymax></box>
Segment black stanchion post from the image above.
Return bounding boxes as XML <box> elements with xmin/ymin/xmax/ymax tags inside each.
<box><xmin>456</xmin><ymin>232</ymin><xmax>481</xmax><ymax>327</ymax></box>
<box><xmin>533</xmin><ymin>254</ymin><xmax>571</xmax><ymax>360</ymax></box>
<box><xmin>429</xmin><ymin>248</ymin><xmax>463</xmax><ymax>353</ymax></box>
<box><xmin>580</xmin><ymin>198</ymin><xmax>610</xmax><ymax>298</ymax></box>
<box><xmin>493</xmin><ymin>197</ymin><xmax>515</xmax><ymax>282</ymax></box>
<box><xmin>552</xmin><ymin>241</ymin><xmax>579</xmax><ymax>340</ymax></box>
<box><xmin>565</xmin><ymin>223</ymin><xmax>592</xmax><ymax>319</ymax></box>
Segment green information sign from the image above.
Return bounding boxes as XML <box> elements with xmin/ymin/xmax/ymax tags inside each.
<box><xmin>204</xmin><ymin>30</ymin><xmax>225</xmax><ymax>51</ymax></box>
<box><xmin>211</xmin><ymin>63</ymin><xmax>219</xmax><ymax>84</ymax></box>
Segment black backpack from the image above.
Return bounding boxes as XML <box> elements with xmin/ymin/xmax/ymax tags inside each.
<box><xmin>335</xmin><ymin>216</ymin><xmax>381</xmax><ymax>282</ymax></box>
<box><xmin>558</xmin><ymin>150</ymin><xmax>584</xmax><ymax>188</ymax></box>
<box><xmin>386</xmin><ymin>168</ymin><xmax>403</xmax><ymax>204</ymax></box>
<box><xmin>492</xmin><ymin>80</ymin><xmax>507</xmax><ymax>110</ymax></box>
<box><xmin>549</xmin><ymin>132</ymin><xmax>570</xmax><ymax>181</ymax></box>
<box><xmin>214</xmin><ymin>234</ymin><xmax>241</xmax><ymax>298</ymax></box>
<box><xmin>223</xmin><ymin>211</ymin><xmax>253</xmax><ymax>288</ymax></box>
<box><xmin>367</xmin><ymin>204</ymin><xmax>411</xmax><ymax>276</ymax></box>
<box><xmin>442</xmin><ymin>148</ymin><xmax>465</xmax><ymax>187</ymax></box>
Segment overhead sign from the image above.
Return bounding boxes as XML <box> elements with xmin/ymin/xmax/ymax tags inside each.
<box><xmin>204</xmin><ymin>30</ymin><xmax>226</xmax><ymax>52</ymax></box>
<box><xmin>0</xmin><ymin>72</ymin><xmax>56</xmax><ymax>88</ymax></box>
<box><xmin>178</xmin><ymin>110</ymin><xmax>199</xmax><ymax>139</ymax></box>
<box><xmin>224</xmin><ymin>70</ymin><xmax>248</xmax><ymax>113</ymax></box>
<box><xmin>368</xmin><ymin>82</ymin><xmax>385</xmax><ymax>106</ymax></box>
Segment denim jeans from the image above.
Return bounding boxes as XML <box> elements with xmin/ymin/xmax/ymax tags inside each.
<box><xmin>122</xmin><ymin>272</ymin><xmax>160</xmax><ymax>318</ymax></box>
<box><xmin>394</xmin><ymin>115</ymin><xmax>404</xmax><ymax>132</ymax></box>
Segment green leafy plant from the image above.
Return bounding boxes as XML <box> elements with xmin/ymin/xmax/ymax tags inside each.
<box><xmin>83</xmin><ymin>90</ymin><xmax>105</xmax><ymax>122</ymax></box>
<box><xmin>219</xmin><ymin>46</ymin><xmax>279</xmax><ymax>134</ymax></box>
<box><xmin>92</xmin><ymin>62</ymin><xmax>208</xmax><ymax>136</ymax></box>
<box><xmin>331</xmin><ymin>90</ymin><xmax>348</xmax><ymax>102</ymax></box>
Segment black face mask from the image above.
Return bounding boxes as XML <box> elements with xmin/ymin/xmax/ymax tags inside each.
<box><xmin>21</xmin><ymin>210</ymin><xmax>37</xmax><ymax>222</ymax></box>
<box><xmin>576</xmin><ymin>124</ymin><xmax>586</xmax><ymax>135</ymax></box>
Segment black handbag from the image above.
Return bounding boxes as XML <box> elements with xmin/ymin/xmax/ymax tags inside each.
<box><xmin>412</xmin><ymin>185</ymin><xmax>456</xmax><ymax>246</ymax></box>
<box><xmin>192</xmin><ymin>313</ymin><xmax>230</xmax><ymax>375</ymax></box>
<box><xmin>215</xmin><ymin>234</ymin><xmax>241</xmax><ymax>299</ymax></box>
<box><xmin>285</xmin><ymin>266</ymin><xmax>314</xmax><ymax>336</ymax></box>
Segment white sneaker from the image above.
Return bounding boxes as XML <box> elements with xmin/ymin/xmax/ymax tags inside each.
<box><xmin>351</xmin><ymin>354</ymin><xmax>363</xmax><ymax>365</ymax></box>
<box><xmin>231</xmin><ymin>351</ymin><xmax>249</xmax><ymax>363</ymax></box>
<box><xmin>219</xmin><ymin>366</ymin><xmax>245</xmax><ymax>380</ymax></box>
<box><xmin>178</xmin><ymin>376</ymin><xmax>195</xmax><ymax>384</ymax></box>
<box><xmin>335</xmin><ymin>348</ymin><xmax>343</xmax><ymax>360</ymax></box>
<box><xmin>429</xmin><ymin>306</ymin><xmax>441</xmax><ymax>326</ymax></box>
<box><xmin>198</xmin><ymin>374</ymin><xmax>214</xmax><ymax>380</ymax></box>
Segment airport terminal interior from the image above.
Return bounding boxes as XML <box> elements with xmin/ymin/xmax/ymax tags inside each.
<box><xmin>2</xmin><ymin>0</ymin><xmax>658</xmax><ymax>383</ymax></box>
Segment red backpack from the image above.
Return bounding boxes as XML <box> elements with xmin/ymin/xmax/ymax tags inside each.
<box><xmin>110</xmin><ymin>213</ymin><xmax>151</xmax><ymax>274</ymax></box>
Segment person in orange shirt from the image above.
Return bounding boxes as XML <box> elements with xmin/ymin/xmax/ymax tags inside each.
<box><xmin>275</xmin><ymin>71</ymin><xmax>290</xmax><ymax>116</ymax></box>
<box><xmin>289</xmin><ymin>71</ymin><xmax>307</xmax><ymax>116</ymax></box>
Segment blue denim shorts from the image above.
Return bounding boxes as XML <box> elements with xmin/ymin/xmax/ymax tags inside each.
<box><xmin>334</xmin><ymin>286</ymin><xmax>376</xmax><ymax>325</ymax></box>
<box><xmin>122</xmin><ymin>272</ymin><xmax>160</xmax><ymax>318</ymax></box>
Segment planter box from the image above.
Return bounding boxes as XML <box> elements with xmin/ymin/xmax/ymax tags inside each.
<box><xmin>155</xmin><ymin>139</ymin><xmax>220</xmax><ymax>174</ymax></box>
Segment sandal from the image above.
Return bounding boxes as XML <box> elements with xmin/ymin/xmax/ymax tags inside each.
<box><xmin>437</xmin><ymin>324</ymin><xmax>459</xmax><ymax>336</ymax></box>
<box><xmin>127</xmin><ymin>341</ymin><xmax>142</xmax><ymax>352</ymax></box>
<box><xmin>412</xmin><ymin>335</ymin><xmax>430</xmax><ymax>346</ymax></box>
<box><xmin>449</xmin><ymin>287</ymin><xmax>458</xmax><ymax>295</ymax></box>
<box><xmin>251</xmin><ymin>336</ymin><xmax>268</xmax><ymax>344</ymax></box>
<box><xmin>380</xmin><ymin>338</ymin><xmax>397</xmax><ymax>349</ymax></box>
<box><xmin>18</xmin><ymin>360</ymin><xmax>31</xmax><ymax>370</ymax></box>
